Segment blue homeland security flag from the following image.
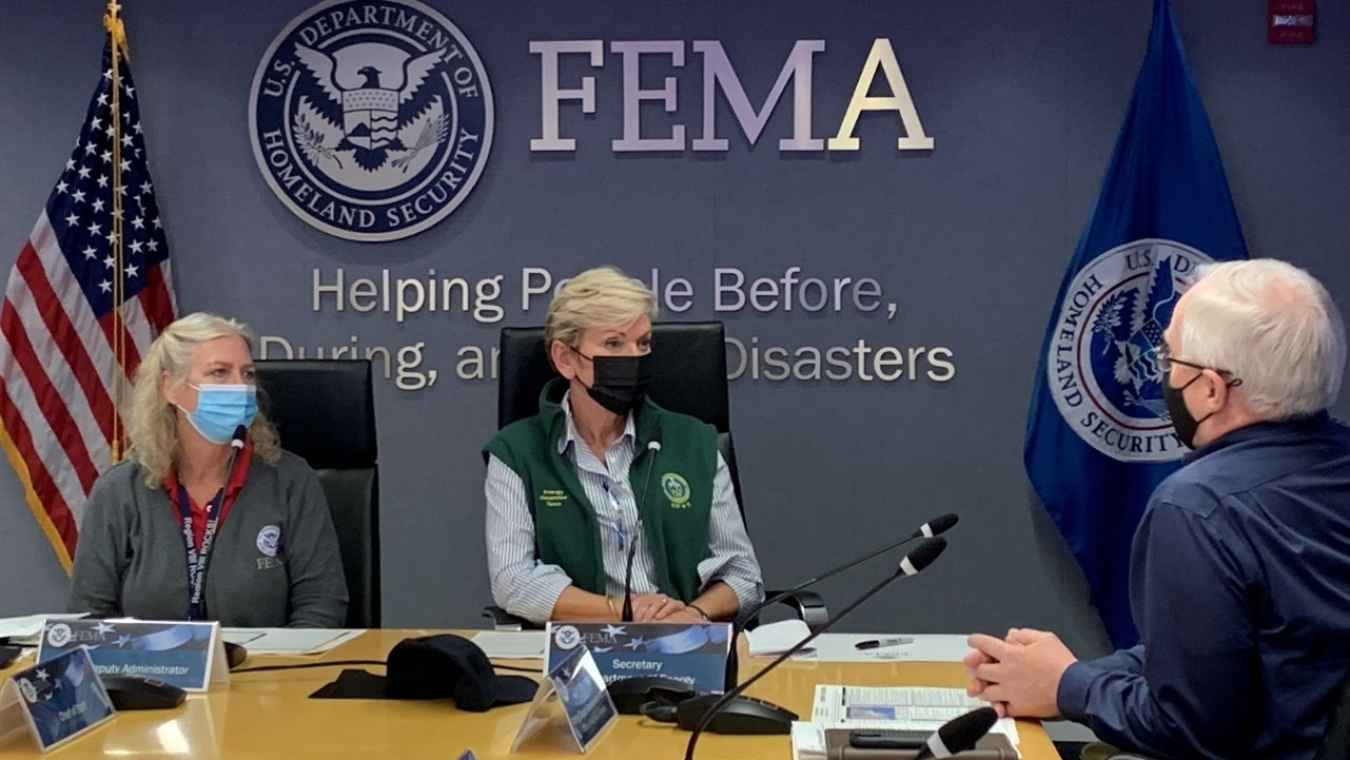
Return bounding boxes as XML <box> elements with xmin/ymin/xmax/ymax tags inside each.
<box><xmin>1024</xmin><ymin>0</ymin><xmax>1247</xmax><ymax>647</ymax></box>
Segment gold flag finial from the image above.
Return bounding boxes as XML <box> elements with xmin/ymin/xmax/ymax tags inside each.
<box><xmin>103</xmin><ymin>1</ymin><xmax>129</xmax><ymax>60</ymax></box>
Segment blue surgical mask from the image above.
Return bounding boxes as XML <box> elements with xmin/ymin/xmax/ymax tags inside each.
<box><xmin>179</xmin><ymin>384</ymin><xmax>258</xmax><ymax>445</ymax></box>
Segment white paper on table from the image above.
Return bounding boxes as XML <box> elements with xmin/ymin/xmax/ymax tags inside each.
<box><xmin>802</xmin><ymin>633</ymin><xmax>972</xmax><ymax>662</ymax></box>
<box><xmin>811</xmin><ymin>685</ymin><xmax>1020</xmax><ymax>749</ymax></box>
<box><xmin>790</xmin><ymin>721</ymin><xmax>827</xmax><ymax>760</ymax></box>
<box><xmin>0</xmin><ymin>614</ymin><xmax>87</xmax><ymax>642</ymax></box>
<box><xmin>744</xmin><ymin>619</ymin><xmax>817</xmax><ymax>657</ymax></box>
<box><xmin>220</xmin><ymin>628</ymin><xmax>365</xmax><ymax>655</ymax></box>
<box><xmin>470</xmin><ymin>630</ymin><xmax>546</xmax><ymax>659</ymax></box>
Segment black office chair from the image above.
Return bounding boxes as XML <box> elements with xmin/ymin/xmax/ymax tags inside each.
<box><xmin>255</xmin><ymin>359</ymin><xmax>380</xmax><ymax>629</ymax></box>
<box><xmin>483</xmin><ymin>321</ymin><xmax>827</xmax><ymax>630</ymax></box>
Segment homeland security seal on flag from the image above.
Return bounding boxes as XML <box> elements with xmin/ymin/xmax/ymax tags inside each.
<box><xmin>1047</xmin><ymin>239</ymin><xmax>1213</xmax><ymax>462</ymax></box>
<box><xmin>249</xmin><ymin>0</ymin><xmax>493</xmax><ymax>241</ymax></box>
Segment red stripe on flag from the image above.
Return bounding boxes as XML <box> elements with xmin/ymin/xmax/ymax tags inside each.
<box><xmin>0</xmin><ymin>373</ymin><xmax>78</xmax><ymax>558</ymax></box>
<box><xmin>99</xmin><ymin>309</ymin><xmax>142</xmax><ymax>381</ymax></box>
<box><xmin>0</xmin><ymin>300</ymin><xmax>102</xmax><ymax>494</ymax></box>
<box><xmin>15</xmin><ymin>242</ymin><xmax>118</xmax><ymax>444</ymax></box>
<box><xmin>141</xmin><ymin>265</ymin><xmax>175</xmax><ymax>333</ymax></box>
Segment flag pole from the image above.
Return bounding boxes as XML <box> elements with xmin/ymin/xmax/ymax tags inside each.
<box><xmin>103</xmin><ymin>0</ymin><xmax>128</xmax><ymax>462</ymax></box>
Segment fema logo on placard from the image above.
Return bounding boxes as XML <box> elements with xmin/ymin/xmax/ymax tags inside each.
<box><xmin>249</xmin><ymin>0</ymin><xmax>493</xmax><ymax>241</ymax></box>
<box><xmin>1047</xmin><ymin>239</ymin><xmax>1213</xmax><ymax>463</ymax></box>
<box><xmin>661</xmin><ymin>473</ymin><xmax>691</xmax><ymax>508</ymax></box>
<box><xmin>553</xmin><ymin>625</ymin><xmax>581</xmax><ymax>650</ymax></box>
<box><xmin>45</xmin><ymin>623</ymin><xmax>72</xmax><ymax>648</ymax></box>
<box><xmin>17</xmin><ymin>679</ymin><xmax>37</xmax><ymax>704</ymax></box>
<box><xmin>257</xmin><ymin>525</ymin><xmax>282</xmax><ymax>557</ymax></box>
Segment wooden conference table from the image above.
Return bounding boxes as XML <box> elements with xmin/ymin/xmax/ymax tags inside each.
<box><xmin>0</xmin><ymin>629</ymin><xmax>1055</xmax><ymax>760</ymax></box>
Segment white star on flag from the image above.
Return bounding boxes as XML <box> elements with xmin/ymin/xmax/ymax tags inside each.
<box><xmin>2</xmin><ymin>36</ymin><xmax>178</xmax><ymax>569</ymax></box>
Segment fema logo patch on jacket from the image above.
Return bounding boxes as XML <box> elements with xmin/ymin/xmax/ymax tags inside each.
<box><xmin>1046</xmin><ymin>239</ymin><xmax>1213</xmax><ymax>462</ymax></box>
<box><xmin>249</xmin><ymin>0</ymin><xmax>493</xmax><ymax>241</ymax></box>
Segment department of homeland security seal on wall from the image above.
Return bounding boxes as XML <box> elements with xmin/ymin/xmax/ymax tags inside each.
<box><xmin>1047</xmin><ymin>239</ymin><xmax>1213</xmax><ymax>463</ymax></box>
<box><xmin>249</xmin><ymin>0</ymin><xmax>493</xmax><ymax>242</ymax></box>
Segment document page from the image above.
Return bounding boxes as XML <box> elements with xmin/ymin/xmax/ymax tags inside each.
<box><xmin>810</xmin><ymin>685</ymin><xmax>1019</xmax><ymax>744</ymax></box>
<box><xmin>0</xmin><ymin>614</ymin><xmax>87</xmax><ymax>643</ymax></box>
<box><xmin>470</xmin><ymin>630</ymin><xmax>546</xmax><ymax>659</ymax></box>
<box><xmin>221</xmin><ymin>628</ymin><xmax>365</xmax><ymax>655</ymax></box>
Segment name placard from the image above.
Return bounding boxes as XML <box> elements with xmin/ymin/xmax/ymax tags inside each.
<box><xmin>38</xmin><ymin>620</ymin><xmax>228</xmax><ymax>692</ymax></box>
<box><xmin>0</xmin><ymin>648</ymin><xmax>115</xmax><ymax>752</ymax></box>
<box><xmin>511</xmin><ymin>646</ymin><xmax>616</xmax><ymax>754</ymax></box>
<box><xmin>545</xmin><ymin>622</ymin><xmax>731</xmax><ymax>693</ymax></box>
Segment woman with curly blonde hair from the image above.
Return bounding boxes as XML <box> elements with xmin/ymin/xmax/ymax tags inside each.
<box><xmin>67</xmin><ymin>313</ymin><xmax>347</xmax><ymax>627</ymax></box>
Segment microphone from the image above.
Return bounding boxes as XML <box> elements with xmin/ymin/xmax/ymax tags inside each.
<box><xmin>622</xmin><ymin>425</ymin><xmax>663</xmax><ymax>622</ymax></box>
<box><xmin>681</xmin><ymin>537</ymin><xmax>949</xmax><ymax>760</ymax></box>
<box><xmin>910</xmin><ymin>513</ymin><xmax>958</xmax><ymax>540</ymax></box>
<box><xmin>198</xmin><ymin>425</ymin><xmax>248</xmax><ymax>621</ymax></box>
<box><xmin>913</xmin><ymin>706</ymin><xmax>999</xmax><ymax>760</ymax></box>
<box><xmin>739</xmin><ymin>513</ymin><xmax>958</xmax><ymax>627</ymax></box>
<box><xmin>221</xmin><ymin>425</ymin><xmax>247</xmax><ymax>488</ymax></box>
<box><xmin>229</xmin><ymin>424</ymin><xmax>247</xmax><ymax>451</ymax></box>
<box><xmin>722</xmin><ymin>513</ymin><xmax>959</xmax><ymax>689</ymax></box>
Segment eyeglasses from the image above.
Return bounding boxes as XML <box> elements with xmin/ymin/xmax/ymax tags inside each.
<box><xmin>1154</xmin><ymin>344</ymin><xmax>1203</xmax><ymax>373</ymax></box>
<box><xmin>1155</xmin><ymin>344</ymin><xmax>1243</xmax><ymax>386</ymax></box>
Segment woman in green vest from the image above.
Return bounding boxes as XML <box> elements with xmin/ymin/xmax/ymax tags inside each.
<box><xmin>484</xmin><ymin>266</ymin><xmax>764</xmax><ymax>624</ymax></box>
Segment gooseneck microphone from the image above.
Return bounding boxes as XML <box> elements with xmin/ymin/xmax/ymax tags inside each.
<box><xmin>196</xmin><ymin>425</ymin><xmax>248</xmax><ymax>621</ymax></box>
<box><xmin>739</xmin><ymin>513</ymin><xmax>958</xmax><ymax>627</ymax></box>
<box><xmin>222</xmin><ymin>425</ymin><xmax>247</xmax><ymax>493</ymax></box>
<box><xmin>719</xmin><ymin>514</ymin><xmax>959</xmax><ymax>690</ymax></box>
<box><xmin>621</xmin><ymin>425</ymin><xmax>663</xmax><ymax>622</ymax></box>
<box><xmin>913</xmin><ymin>706</ymin><xmax>1000</xmax><ymax>760</ymax></box>
<box><xmin>681</xmin><ymin>537</ymin><xmax>949</xmax><ymax>760</ymax></box>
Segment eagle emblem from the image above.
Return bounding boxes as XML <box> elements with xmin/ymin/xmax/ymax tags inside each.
<box><xmin>291</xmin><ymin>42</ymin><xmax>448</xmax><ymax>172</ymax></box>
<box><xmin>293</xmin><ymin>43</ymin><xmax>449</xmax><ymax>173</ymax></box>
<box><xmin>1091</xmin><ymin>255</ymin><xmax>1184</xmax><ymax>420</ymax></box>
<box><xmin>1046</xmin><ymin>239</ymin><xmax>1214</xmax><ymax>463</ymax></box>
<box><xmin>248</xmin><ymin>0</ymin><xmax>494</xmax><ymax>242</ymax></box>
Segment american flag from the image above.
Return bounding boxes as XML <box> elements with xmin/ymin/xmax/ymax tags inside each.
<box><xmin>0</xmin><ymin>40</ymin><xmax>177</xmax><ymax>569</ymax></box>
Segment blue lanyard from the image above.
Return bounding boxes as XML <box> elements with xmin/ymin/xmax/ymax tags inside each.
<box><xmin>176</xmin><ymin>483</ymin><xmax>225</xmax><ymax>621</ymax></box>
<box><xmin>602</xmin><ymin>481</ymin><xmax>630</xmax><ymax>552</ymax></box>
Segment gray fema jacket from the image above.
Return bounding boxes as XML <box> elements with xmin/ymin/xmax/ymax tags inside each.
<box><xmin>67</xmin><ymin>450</ymin><xmax>348</xmax><ymax>627</ymax></box>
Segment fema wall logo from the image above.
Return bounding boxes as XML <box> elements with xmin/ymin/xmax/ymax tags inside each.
<box><xmin>249</xmin><ymin>0</ymin><xmax>493</xmax><ymax>242</ymax></box>
<box><xmin>1048</xmin><ymin>239</ymin><xmax>1213</xmax><ymax>462</ymax></box>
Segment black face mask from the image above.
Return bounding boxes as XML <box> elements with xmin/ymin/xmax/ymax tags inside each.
<box><xmin>1163</xmin><ymin>373</ymin><xmax>1213</xmax><ymax>449</ymax></box>
<box><xmin>1161</xmin><ymin>361</ymin><xmax>1242</xmax><ymax>445</ymax></box>
<box><xmin>573</xmin><ymin>350</ymin><xmax>652</xmax><ymax>415</ymax></box>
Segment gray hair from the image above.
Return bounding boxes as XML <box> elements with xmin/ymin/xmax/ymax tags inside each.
<box><xmin>1179</xmin><ymin>259</ymin><xmax>1346</xmax><ymax>420</ymax></box>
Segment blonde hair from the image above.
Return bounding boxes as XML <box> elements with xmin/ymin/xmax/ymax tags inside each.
<box><xmin>129</xmin><ymin>312</ymin><xmax>281</xmax><ymax>487</ymax></box>
<box><xmin>544</xmin><ymin>266</ymin><xmax>659</xmax><ymax>350</ymax></box>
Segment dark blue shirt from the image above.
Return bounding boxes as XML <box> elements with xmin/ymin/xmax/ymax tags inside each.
<box><xmin>1058</xmin><ymin>413</ymin><xmax>1350</xmax><ymax>760</ymax></box>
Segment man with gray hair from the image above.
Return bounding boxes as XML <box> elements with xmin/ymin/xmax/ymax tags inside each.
<box><xmin>965</xmin><ymin>259</ymin><xmax>1350</xmax><ymax>760</ymax></box>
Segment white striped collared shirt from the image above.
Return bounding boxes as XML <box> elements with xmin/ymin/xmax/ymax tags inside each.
<box><xmin>485</xmin><ymin>391</ymin><xmax>764</xmax><ymax>623</ymax></box>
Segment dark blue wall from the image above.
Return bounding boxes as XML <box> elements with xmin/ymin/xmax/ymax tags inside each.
<box><xmin>2</xmin><ymin>1</ymin><xmax>1347</xmax><ymax>671</ymax></box>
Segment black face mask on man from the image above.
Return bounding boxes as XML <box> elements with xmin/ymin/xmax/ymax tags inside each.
<box><xmin>572</xmin><ymin>349</ymin><xmax>653</xmax><ymax>414</ymax></box>
<box><xmin>1163</xmin><ymin>374</ymin><xmax>1209</xmax><ymax>449</ymax></box>
<box><xmin>1163</xmin><ymin>370</ymin><xmax>1242</xmax><ymax>449</ymax></box>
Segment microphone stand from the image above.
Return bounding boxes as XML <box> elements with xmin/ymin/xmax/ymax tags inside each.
<box><xmin>724</xmin><ymin>515</ymin><xmax>958</xmax><ymax>689</ymax></box>
<box><xmin>682</xmin><ymin>537</ymin><xmax>948</xmax><ymax>760</ymax></box>
<box><xmin>622</xmin><ymin>428</ymin><xmax>662</xmax><ymax>621</ymax></box>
